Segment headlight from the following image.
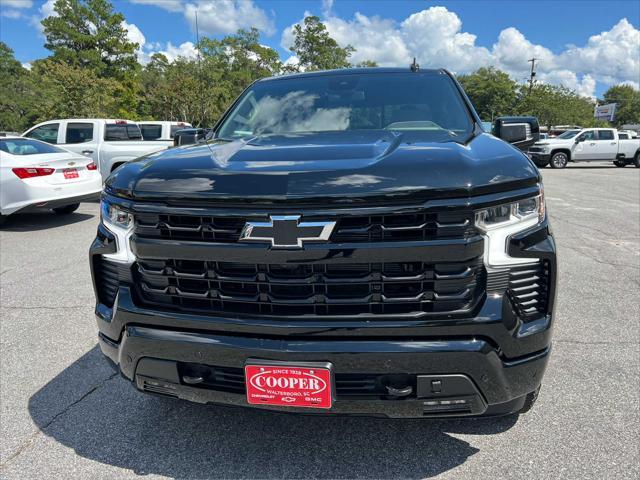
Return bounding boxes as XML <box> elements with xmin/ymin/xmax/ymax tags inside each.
<box><xmin>100</xmin><ymin>199</ymin><xmax>134</xmax><ymax>263</ymax></box>
<box><xmin>475</xmin><ymin>194</ymin><xmax>545</xmax><ymax>231</ymax></box>
<box><xmin>476</xmin><ymin>189</ymin><xmax>545</xmax><ymax>267</ymax></box>
<box><xmin>101</xmin><ymin>199</ymin><xmax>133</xmax><ymax>230</ymax></box>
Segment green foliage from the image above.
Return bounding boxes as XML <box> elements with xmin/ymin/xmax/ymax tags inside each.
<box><xmin>458</xmin><ymin>67</ymin><xmax>518</xmax><ymax>120</ymax></box>
<box><xmin>0</xmin><ymin>42</ymin><xmax>37</xmax><ymax>132</ymax></box>
<box><xmin>28</xmin><ymin>59</ymin><xmax>122</xmax><ymax>121</ymax></box>
<box><xmin>354</xmin><ymin>60</ymin><xmax>379</xmax><ymax>68</ymax></box>
<box><xmin>41</xmin><ymin>0</ymin><xmax>139</xmax><ymax>79</ymax></box>
<box><xmin>290</xmin><ymin>15</ymin><xmax>354</xmax><ymax>71</ymax></box>
<box><xmin>516</xmin><ymin>83</ymin><xmax>597</xmax><ymax>128</ymax></box>
<box><xmin>602</xmin><ymin>85</ymin><xmax>640</xmax><ymax>126</ymax></box>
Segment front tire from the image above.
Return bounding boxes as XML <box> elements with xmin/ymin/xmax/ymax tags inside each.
<box><xmin>634</xmin><ymin>152</ymin><xmax>640</xmax><ymax>168</ymax></box>
<box><xmin>550</xmin><ymin>152</ymin><xmax>568</xmax><ymax>169</ymax></box>
<box><xmin>0</xmin><ymin>214</ymin><xmax>6</xmax><ymax>228</ymax></box>
<box><xmin>52</xmin><ymin>203</ymin><xmax>80</xmax><ymax>215</ymax></box>
<box><xmin>614</xmin><ymin>159</ymin><xmax>626</xmax><ymax>167</ymax></box>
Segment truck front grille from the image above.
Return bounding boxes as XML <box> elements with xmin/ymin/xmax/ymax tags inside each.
<box><xmin>134</xmin><ymin>209</ymin><xmax>477</xmax><ymax>244</ymax></box>
<box><xmin>135</xmin><ymin>258</ymin><xmax>485</xmax><ymax>318</ymax></box>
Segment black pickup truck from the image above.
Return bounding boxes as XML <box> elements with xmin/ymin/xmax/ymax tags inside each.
<box><xmin>91</xmin><ymin>68</ymin><xmax>556</xmax><ymax>418</ymax></box>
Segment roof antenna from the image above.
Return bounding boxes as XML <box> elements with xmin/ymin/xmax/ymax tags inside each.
<box><xmin>410</xmin><ymin>58</ymin><xmax>420</xmax><ymax>72</ymax></box>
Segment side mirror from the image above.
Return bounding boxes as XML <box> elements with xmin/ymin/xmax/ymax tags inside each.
<box><xmin>493</xmin><ymin>116</ymin><xmax>540</xmax><ymax>152</ymax></box>
<box><xmin>575</xmin><ymin>137</ymin><xmax>584</xmax><ymax>143</ymax></box>
<box><xmin>173</xmin><ymin>128</ymin><xmax>210</xmax><ymax>147</ymax></box>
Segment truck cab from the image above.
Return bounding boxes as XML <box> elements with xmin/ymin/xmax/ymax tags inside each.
<box><xmin>23</xmin><ymin>119</ymin><xmax>173</xmax><ymax>179</ymax></box>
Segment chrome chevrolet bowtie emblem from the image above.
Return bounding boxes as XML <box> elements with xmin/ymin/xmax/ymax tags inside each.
<box><xmin>240</xmin><ymin>215</ymin><xmax>336</xmax><ymax>249</ymax></box>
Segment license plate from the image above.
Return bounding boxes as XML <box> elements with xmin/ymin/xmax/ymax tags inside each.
<box><xmin>245</xmin><ymin>362</ymin><xmax>333</xmax><ymax>409</ymax></box>
<box><xmin>63</xmin><ymin>168</ymin><xmax>79</xmax><ymax>179</ymax></box>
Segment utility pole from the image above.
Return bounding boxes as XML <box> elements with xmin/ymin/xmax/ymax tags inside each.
<box><xmin>528</xmin><ymin>58</ymin><xmax>537</xmax><ymax>93</ymax></box>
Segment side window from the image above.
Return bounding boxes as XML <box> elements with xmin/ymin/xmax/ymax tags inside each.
<box><xmin>139</xmin><ymin>124</ymin><xmax>162</xmax><ymax>140</ymax></box>
<box><xmin>25</xmin><ymin>123</ymin><xmax>59</xmax><ymax>144</ymax></box>
<box><xmin>65</xmin><ymin>122</ymin><xmax>94</xmax><ymax>144</ymax></box>
<box><xmin>578</xmin><ymin>130</ymin><xmax>596</xmax><ymax>141</ymax></box>
<box><xmin>618</xmin><ymin>132</ymin><xmax>629</xmax><ymax>140</ymax></box>
<box><xmin>598</xmin><ymin>130</ymin><xmax>614</xmax><ymax>140</ymax></box>
<box><xmin>104</xmin><ymin>124</ymin><xmax>143</xmax><ymax>141</ymax></box>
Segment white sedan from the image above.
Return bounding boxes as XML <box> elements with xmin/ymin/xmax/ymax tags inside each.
<box><xmin>0</xmin><ymin>137</ymin><xmax>102</xmax><ymax>226</ymax></box>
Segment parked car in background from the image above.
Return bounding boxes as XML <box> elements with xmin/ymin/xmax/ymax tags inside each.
<box><xmin>137</xmin><ymin>121</ymin><xmax>192</xmax><ymax>141</ymax></box>
<box><xmin>0</xmin><ymin>137</ymin><xmax>101</xmax><ymax>226</ymax></box>
<box><xmin>22</xmin><ymin>119</ymin><xmax>172</xmax><ymax>180</ymax></box>
<box><xmin>528</xmin><ymin>128</ymin><xmax>640</xmax><ymax>168</ymax></box>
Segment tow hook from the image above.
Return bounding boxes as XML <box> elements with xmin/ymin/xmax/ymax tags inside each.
<box><xmin>386</xmin><ymin>385</ymin><xmax>413</xmax><ymax>397</ymax></box>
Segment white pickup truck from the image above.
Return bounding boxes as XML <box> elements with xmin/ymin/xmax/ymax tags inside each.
<box><xmin>137</xmin><ymin>121</ymin><xmax>192</xmax><ymax>141</ymax></box>
<box><xmin>22</xmin><ymin>119</ymin><xmax>172</xmax><ymax>179</ymax></box>
<box><xmin>528</xmin><ymin>128</ymin><xmax>640</xmax><ymax>168</ymax></box>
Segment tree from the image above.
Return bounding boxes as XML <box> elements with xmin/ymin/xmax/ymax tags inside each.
<box><xmin>29</xmin><ymin>59</ymin><xmax>122</xmax><ymax>121</ymax></box>
<box><xmin>458</xmin><ymin>67</ymin><xmax>518</xmax><ymax>120</ymax></box>
<box><xmin>516</xmin><ymin>83</ymin><xmax>596</xmax><ymax>128</ymax></box>
<box><xmin>354</xmin><ymin>60</ymin><xmax>378</xmax><ymax>68</ymax></box>
<box><xmin>290</xmin><ymin>16</ymin><xmax>354</xmax><ymax>71</ymax></box>
<box><xmin>41</xmin><ymin>0</ymin><xmax>139</xmax><ymax>79</ymax></box>
<box><xmin>0</xmin><ymin>42</ymin><xmax>37</xmax><ymax>132</ymax></box>
<box><xmin>602</xmin><ymin>84</ymin><xmax>640</xmax><ymax>127</ymax></box>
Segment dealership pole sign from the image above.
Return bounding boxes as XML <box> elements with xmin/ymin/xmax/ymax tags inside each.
<box><xmin>594</xmin><ymin>103</ymin><xmax>616</xmax><ymax>121</ymax></box>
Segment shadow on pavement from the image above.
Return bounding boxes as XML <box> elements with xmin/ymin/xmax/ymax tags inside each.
<box><xmin>0</xmin><ymin>212</ymin><xmax>95</xmax><ymax>231</ymax></box>
<box><xmin>29</xmin><ymin>346</ymin><xmax>517</xmax><ymax>479</ymax></box>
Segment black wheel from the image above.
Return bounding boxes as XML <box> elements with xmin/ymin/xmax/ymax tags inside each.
<box><xmin>614</xmin><ymin>159</ymin><xmax>626</xmax><ymax>168</ymax></box>
<box><xmin>518</xmin><ymin>385</ymin><xmax>541</xmax><ymax>414</ymax></box>
<box><xmin>0</xmin><ymin>214</ymin><xmax>6</xmax><ymax>228</ymax></box>
<box><xmin>52</xmin><ymin>203</ymin><xmax>80</xmax><ymax>215</ymax></box>
<box><xmin>550</xmin><ymin>152</ymin><xmax>568</xmax><ymax>169</ymax></box>
<box><xmin>634</xmin><ymin>152</ymin><xmax>640</xmax><ymax>168</ymax></box>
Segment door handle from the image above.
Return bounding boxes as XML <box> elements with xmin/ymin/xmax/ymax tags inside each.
<box><xmin>611</xmin><ymin>142</ymin><xmax>616</xmax><ymax>145</ymax></box>
<box><xmin>82</xmin><ymin>150</ymin><xmax>94</xmax><ymax>155</ymax></box>
<box><xmin>589</xmin><ymin>142</ymin><xmax>596</xmax><ymax>146</ymax></box>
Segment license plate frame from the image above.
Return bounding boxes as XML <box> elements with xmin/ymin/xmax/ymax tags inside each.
<box><xmin>63</xmin><ymin>168</ymin><xmax>79</xmax><ymax>179</ymax></box>
<box><xmin>245</xmin><ymin>360</ymin><xmax>334</xmax><ymax>409</ymax></box>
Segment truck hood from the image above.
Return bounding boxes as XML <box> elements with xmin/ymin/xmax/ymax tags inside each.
<box><xmin>105</xmin><ymin>131</ymin><xmax>539</xmax><ymax>205</ymax></box>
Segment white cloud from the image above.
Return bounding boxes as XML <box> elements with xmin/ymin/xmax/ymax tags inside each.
<box><xmin>28</xmin><ymin>0</ymin><xmax>56</xmax><ymax>33</ymax></box>
<box><xmin>129</xmin><ymin>0</ymin><xmax>183</xmax><ymax>12</ymax></box>
<box><xmin>22</xmin><ymin>61</ymin><xmax>32</xmax><ymax>70</ymax></box>
<box><xmin>281</xmin><ymin>6</ymin><xmax>640</xmax><ymax>97</ymax></box>
<box><xmin>123</xmin><ymin>21</ymin><xmax>146</xmax><ymax>49</ymax></box>
<box><xmin>321</xmin><ymin>0</ymin><xmax>334</xmax><ymax>17</ymax></box>
<box><xmin>1</xmin><ymin>8</ymin><xmax>23</xmax><ymax>18</ymax></box>
<box><xmin>2</xmin><ymin>0</ymin><xmax>33</xmax><ymax>8</ymax></box>
<box><xmin>184</xmin><ymin>0</ymin><xmax>275</xmax><ymax>36</ymax></box>
<box><xmin>140</xmin><ymin>41</ymin><xmax>198</xmax><ymax>64</ymax></box>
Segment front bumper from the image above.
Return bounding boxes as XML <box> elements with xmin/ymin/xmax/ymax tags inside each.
<box><xmin>99</xmin><ymin>321</ymin><xmax>550</xmax><ymax>418</ymax></box>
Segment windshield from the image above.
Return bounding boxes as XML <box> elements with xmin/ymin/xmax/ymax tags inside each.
<box><xmin>217</xmin><ymin>72</ymin><xmax>473</xmax><ymax>141</ymax></box>
<box><xmin>557</xmin><ymin>130</ymin><xmax>580</xmax><ymax>139</ymax></box>
<box><xmin>0</xmin><ymin>138</ymin><xmax>65</xmax><ymax>155</ymax></box>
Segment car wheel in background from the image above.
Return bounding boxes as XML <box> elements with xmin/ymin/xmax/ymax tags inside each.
<box><xmin>550</xmin><ymin>152</ymin><xmax>568</xmax><ymax>169</ymax></box>
<box><xmin>634</xmin><ymin>153</ymin><xmax>640</xmax><ymax>168</ymax></box>
<box><xmin>0</xmin><ymin>214</ymin><xmax>6</xmax><ymax>227</ymax></box>
<box><xmin>614</xmin><ymin>159</ymin><xmax>626</xmax><ymax>167</ymax></box>
<box><xmin>52</xmin><ymin>203</ymin><xmax>80</xmax><ymax>215</ymax></box>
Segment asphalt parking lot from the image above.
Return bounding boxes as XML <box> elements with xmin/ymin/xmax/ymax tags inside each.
<box><xmin>0</xmin><ymin>163</ymin><xmax>638</xmax><ymax>479</ymax></box>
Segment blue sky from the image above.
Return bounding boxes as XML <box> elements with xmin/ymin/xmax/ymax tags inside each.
<box><xmin>1</xmin><ymin>0</ymin><xmax>639</xmax><ymax>97</ymax></box>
